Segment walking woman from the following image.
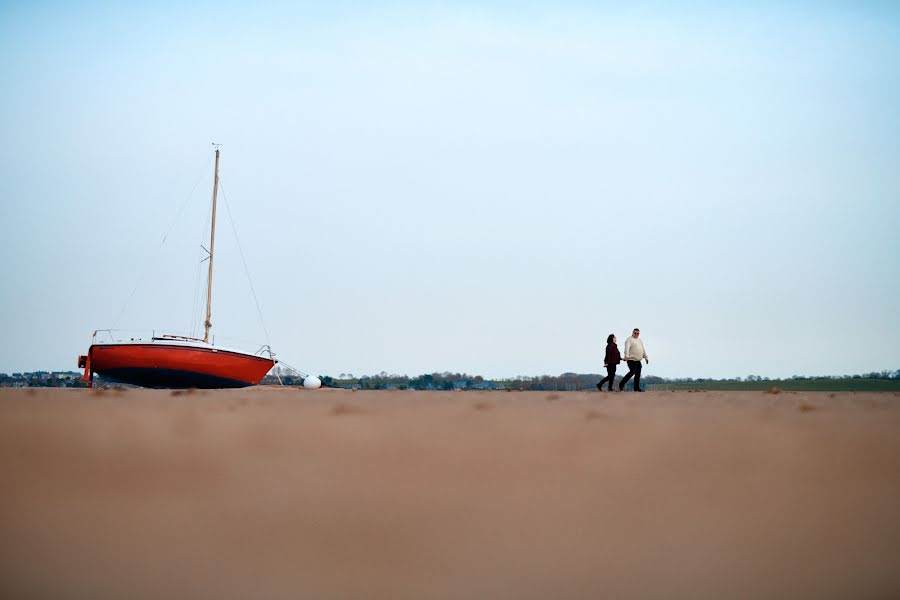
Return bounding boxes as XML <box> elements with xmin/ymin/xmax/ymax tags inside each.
<box><xmin>597</xmin><ymin>334</ymin><xmax>621</xmax><ymax>391</ymax></box>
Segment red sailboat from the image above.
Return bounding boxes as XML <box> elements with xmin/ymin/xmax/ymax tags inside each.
<box><xmin>78</xmin><ymin>148</ymin><xmax>276</xmax><ymax>388</ymax></box>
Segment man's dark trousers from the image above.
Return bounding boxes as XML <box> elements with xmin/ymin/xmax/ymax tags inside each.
<box><xmin>619</xmin><ymin>360</ymin><xmax>642</xmax><ymax>391</ymax></box>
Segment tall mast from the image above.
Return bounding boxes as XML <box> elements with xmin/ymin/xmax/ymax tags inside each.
<box><xmin>203</xmin><ymin>147</ymin><xmax>220</xmax><ymax>343</ymax></box>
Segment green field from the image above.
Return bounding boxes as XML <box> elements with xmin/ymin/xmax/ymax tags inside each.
<box><xmin>646</xmin><ymin>379</ymin><xmax>900</xmax><ymax>392</ymax></box>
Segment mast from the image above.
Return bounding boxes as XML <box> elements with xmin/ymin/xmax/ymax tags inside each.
<box><xmin>203</xmin><ymin>147</ymin><xmax>220</xmax><ymax>343</ymax></box>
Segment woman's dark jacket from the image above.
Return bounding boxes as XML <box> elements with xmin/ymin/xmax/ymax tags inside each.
<box><xmin>605</xmin><ymin>342</ymin><xmax>621</xmax><ymax>366</ymax></box>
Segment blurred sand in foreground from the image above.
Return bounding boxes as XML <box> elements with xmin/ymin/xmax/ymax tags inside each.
<box><xmin>1</xmin><ymin>388</ymin><xmax>899</xmax><ymax>599</ymax></box>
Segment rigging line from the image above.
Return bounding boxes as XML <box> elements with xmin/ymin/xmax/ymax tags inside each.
<box><xmin>112</xmin><ymin>152</ymin><xmax>216</xmax><ymax>329</ymax></box>
<box><xmin>217</xmin><ymin>179</ymin><xmax>274</xmax><ymax>352</ymax></box>
<box><xmin>276</xmin><ymin>360</ymin><xmax>309</xmax><ymax>379</ymax></box>
<box><xmin>189</xmin><ymin>261</ymin><xmax>203</xmax><ymax>339</ymax></box>
<box><xmin>189</xmin><ymin>197</ymin><xmax>213</xmax><ymax>338</ymax></box>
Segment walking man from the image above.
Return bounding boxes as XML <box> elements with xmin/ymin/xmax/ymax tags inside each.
<box><xmin>619</xmin><ymin>328</ymin><xmax>649</xmax><ymax>392</ymax></box>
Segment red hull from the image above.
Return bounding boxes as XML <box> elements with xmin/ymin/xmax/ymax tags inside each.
<box><xmin>85</xmin><ymin>343</ymin><xmax>275</xmax><ymax>388</ymax></box>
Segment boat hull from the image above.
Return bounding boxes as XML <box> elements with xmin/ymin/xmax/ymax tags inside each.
<box><xmin>85</xmin><ymin>343</ymin><xmax>275</xmax><ymax>389</ymax></box>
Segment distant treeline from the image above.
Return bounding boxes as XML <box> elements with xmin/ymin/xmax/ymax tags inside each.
<box><xmin>1</xmin><ymin>371</ymin><xmax>87</xmax><ymax>388</ymax></box>
<box><xmin>262</xmin><ymin>369</ymin><xmax>900</xmax><ymax>392</ymax></box>
<box><xmin>4</xmin><ymin>369</ymin><xmax>898</xmax><ymax>391</ymax></box>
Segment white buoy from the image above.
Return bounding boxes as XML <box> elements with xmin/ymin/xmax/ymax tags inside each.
<box><xmin>303</xmin><ymin>375</ymin><xmax>322</xmax><ymax>389</ymax></box>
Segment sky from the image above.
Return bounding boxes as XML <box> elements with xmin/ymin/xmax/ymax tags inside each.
<box><xmin>1</xmin><ymin>1</ymin><xmax>899</xmax><ymax>379</ymax></box>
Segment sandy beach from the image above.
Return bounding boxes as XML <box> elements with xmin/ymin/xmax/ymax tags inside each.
<box><xmin>1</xmin><ymin>388</ymin><xmax>899</xmax><ymax>599</ymax></box>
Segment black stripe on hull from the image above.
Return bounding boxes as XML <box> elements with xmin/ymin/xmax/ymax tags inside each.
<box><xmin>97</xmin><ymin>368</ymin><xmax>253</xmax><ymax>389</ymax></box>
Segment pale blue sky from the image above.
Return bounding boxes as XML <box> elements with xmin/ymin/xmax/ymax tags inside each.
<box><xmin>2</xmin><ymin>1</ymin><xmax>898</xmax><ymax>378</ymax></box>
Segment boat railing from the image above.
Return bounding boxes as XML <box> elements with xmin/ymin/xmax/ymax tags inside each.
<box><xmin>91</xmin><ymin>330</ymin><xmax>277</xmax><ymax>360</ymax></box>
<box><xmin>92</xmin><ymin>329</ymin><xmax>157</xmax><ymax>344</ymax></box>
<box><xmin>256</xmin><ymin>345</ymin><xmax>276</xmax><ymax>360</ymax></box>
<box><xmin>93</xmin><ymin>329</ymin><xmax>210</xmax><ymax>345</ymax></box>
<box><xmin>199</xmin><ymin>334</ymin><xmax>277</xmax><ymax>359</ymax></box>
<box><xmin>153</xmin><ymin>334</ymin><xmax>206</xmax><ymax>343</ymax></box>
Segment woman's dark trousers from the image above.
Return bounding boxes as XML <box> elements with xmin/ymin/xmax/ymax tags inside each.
<box><xmin>619</xmin><ymin>360</ymin><xmax>642</xmax><ymax>391</ymax></box>
<box><xmin>598</xmin><ymin>365</ymin><xmax>616</xmax><ymax>391</ymax></box>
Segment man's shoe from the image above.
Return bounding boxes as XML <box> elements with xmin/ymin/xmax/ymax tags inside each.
<box><xmin>596</xmin><ymin>383</ymin><xmax>602</xmax><ymax>391</ymax></box>
<box><xmin>635</xmin><ymin>388</ymin><xmax>644</xmax><ymax>392</ymax></box>
<box><xmin>617</xmin><ymin>385</ymin><xmax>624</xmax><ymax>392</ymax></box>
